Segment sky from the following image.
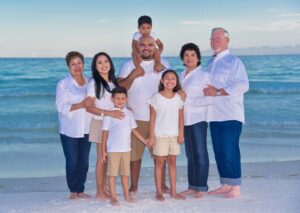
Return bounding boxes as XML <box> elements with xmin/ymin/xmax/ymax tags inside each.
<box><xmin>0</xmin><ymin>0</ymin><xmax>299</xmax><ymax>57</ymax></box>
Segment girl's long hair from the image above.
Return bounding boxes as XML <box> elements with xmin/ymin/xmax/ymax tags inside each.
<box><xmin>158</xmin><ymin>69</ymin><xmax>182</xmax><ymax>92</ymax></box>
<box><xmin>91</xmin><ymin>52</ymin><xmax>119</xmax><ymax>99</ymax></box>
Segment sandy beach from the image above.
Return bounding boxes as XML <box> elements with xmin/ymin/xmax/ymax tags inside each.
<box><xmin>0</xmin><ymin>160</ymin><xmax>299</xmax><ymax>213</ymax></box>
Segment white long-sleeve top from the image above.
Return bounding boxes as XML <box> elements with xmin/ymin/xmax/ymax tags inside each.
<box><xmin>205</xmin><ymin>49</ymin><xmax>249</xmax><ymax>123</ymax></box>
<box><xmin>179</xmin><ymin>66</ymin><xmax>213</xmax><ymax>126</ymax></box>
<box><xmin>55</xmin><ymin>74</ymin><xmax>92</xmax><ymax>138</ymax></box>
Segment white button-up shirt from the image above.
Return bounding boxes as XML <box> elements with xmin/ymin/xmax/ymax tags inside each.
<box><xmin>55</xmin><ymin>74</ymin><xmax>92</xmax><ymax>138</ymax></box>
<box><xmin>206</xmin><ymin>49</ymin><xmax>249</xmax><ymax>123</ymax></box>
<box><xmin>180</xmin><ymin>66</ymin><xmax>213</xmax><ymax>126</ymax></box>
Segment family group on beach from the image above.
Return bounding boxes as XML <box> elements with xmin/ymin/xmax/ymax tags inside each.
<box><xmin>55</xmin><ymin>15</ymin><xmax>249</xmax><ymax>206</ymax></box>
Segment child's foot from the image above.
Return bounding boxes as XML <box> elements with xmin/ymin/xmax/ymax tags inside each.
<box><xmin>110</xmin><ymin>198</ymin><xmax>120</xmax><ymax>206</ymax></box>
<box><xmin>162</xmin><ymin>186</ymin><xmax>170</xmax><ymax>194</ymax></box>
<box><xmin>78</xmin><ymin>192</ymin><xmax>92</xmax><ymax>199</ymax></box>
<box><xmin>96</xmin><ymin>192</ymin><xmax>110</xmax><ymax>200</ymax></box>
<box><xmin>125</xmin><ymin>196</ymin><xmax>137</xmax><ymax>203</ymax></box>
<box><xmin>69</xmin><ymin>193</ymin><xmax>78</xmax><ymax>199</ymax></box>
<box><xmin>171</xmin><ymin>193</ymin><xmax>186</xmax><ymax>200</ymax></box>
<box><xmin>194</xmin><ymin>191</ymin><xmax>206</xmax><ymax>198</ymax></box>
<box><xmin>224</xmin><ymin>186</ymin><xmax>240</xmax><ymax>199</ymax></box>
<box><xmin>180</xmin><ymin>189</ymin><xmax>196</xmax><ymax>196</ymax></box>
<box><xmin>154</xmin><ymin>63</ymin><xmax>165</xmax><ymax>72</ymax></box>
<box><xmin>208</xmin><ymin>185</ymin><xmax>232</xmax><ymax>195</ymax></box>
<box><xmin>155</xmin><ymin>193</ymin><xmax>165</xmax><ymax>201</ymax></box>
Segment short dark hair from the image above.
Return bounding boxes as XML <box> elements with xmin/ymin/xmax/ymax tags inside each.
<box><xmin>65</xmin><ymin>51</ymin><xmax>84</xmax><ymax>66</ymax></box>
<box><xmin>111</xmin><ymin>87</ymin><xmax>127</xmax><ymax>97</ymax></box>
<box><xmin>179</xmin><ymin>43</ymin><xmax>201</xmax><ymax>66</ymax></box>
<box><xmin>159</xmin><ymin>69</ymin><xmax>182</xmax><ymax>92</ymax></box>
<box><xmin>138</xmin><ymin>15</ymin><xmax>152</xmax><ymax>27</ymax></box>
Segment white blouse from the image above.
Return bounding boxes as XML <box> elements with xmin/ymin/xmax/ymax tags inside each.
<box><xmin>179</xmin><ymin>66</ymin><xmax>213</xmax><ymax>126</ymax></box>
<box><xmin>148</xmin><ymin>93</ymin><xmax>184</xmax><ymax>137</ymax></box>
<box><xmin>55</xmin><ymin>74</ymin><xmax>92</xmax><ymax>138</ymax></box>
<box><xmin>87</xmin><ymin>79</ymin><xmax>115</xmax><ymax>120</ymax></box>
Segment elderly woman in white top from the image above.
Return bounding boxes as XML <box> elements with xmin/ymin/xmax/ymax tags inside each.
<box><xmin>86</xmin><ymin>52</ymin><xmax>124</xmax><ymax>199</ymax></box>
<box><xmin>179</xmin><ymin>43</ymin><xmax>212</xmax><ymax>198</ymax></box>
<box><xmin>55</xmin><ymin>51</ymin><xmax>94</xmax><ymax>199</ymax></box>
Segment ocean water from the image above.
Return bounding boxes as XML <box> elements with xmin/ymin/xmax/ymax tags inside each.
<box><xmin>0</xmin><ymin>55</ymin><xmax>299</xmax><ymax>178</ymax></box>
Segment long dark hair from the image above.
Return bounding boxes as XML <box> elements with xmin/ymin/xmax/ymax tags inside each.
<box><xmin>158</xmin><ymin>69</ymin><xmax>182</xmax><ymax>92</ymax></box>
<box><xmin>91</xmin><ymin>52</ymin><xmax>119</xmax><ymax>99</ymax></box>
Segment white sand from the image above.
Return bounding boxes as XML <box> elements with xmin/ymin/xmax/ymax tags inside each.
<box><xmin>0</xmin><ymin>161</ymin><xmax>299</xmax><ymax>213</ymax></box>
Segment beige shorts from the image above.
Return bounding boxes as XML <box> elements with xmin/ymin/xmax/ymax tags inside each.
<box><xmin>89</xmin><ymin>119</ymin><xmax>103</xmax><ymax>143</ymax></box>
<box><xmin>153</xmin><ymin>136</ymin><xmax>180</xmax><ymax>156</ymax></box>
<box><xmin>130</xmin><ymin>120</ymin><xmax>149</xmax><ymax>161</ymax></box>
<box><xmin>107</xmin><ymin>152</ymin><xmax>131</xmax><ymax>176</ymax></box>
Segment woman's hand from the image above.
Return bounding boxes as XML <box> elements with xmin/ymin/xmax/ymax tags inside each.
<box><xmin>107</xmin><ymin>110</ymin><xmax>125</xmax><ymax>119</ymax></box>
<box><xmin>178</xmin><ymin>134</ymin><xmax>184</xmax><ymax>144</ymax></box>
<box><xmin>81</xmin><ymin>96</ymin><xmax>95</xmax><ymax>108</ymax></box>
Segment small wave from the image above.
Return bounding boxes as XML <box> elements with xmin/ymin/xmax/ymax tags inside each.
<box><xmin>245</xmin><ymin>120</ymin><xmax>300</xmax><ymax>127</ymax></box>
<box><xmin>248</xmin><ymin>88</ymin><xmax>300</xmax><ymax>94</ymax></box>
<box><xmin>0</xmin><ymin>92</ymin><xmax>54</xmax><ymax>98</ymax></box>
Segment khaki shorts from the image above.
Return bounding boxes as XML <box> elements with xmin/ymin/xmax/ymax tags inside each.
<box><xmin>130</xmin><ymin>120</ymin><xmax>149</xmax><ymax>161</ymax></box>
<box><xmin>107</xmin><ymin>152</ymin><xmax>131</xmax><ymax>176</ymax></box>
<box><xmin>153</xmin><ymin>136</ymin><xmax>180</xmax><ymax>156</ymax></box>
<box><xmin>89</xmin><ymin>119</ymin><xmax>103</xmax><ymax>143</ymax></box>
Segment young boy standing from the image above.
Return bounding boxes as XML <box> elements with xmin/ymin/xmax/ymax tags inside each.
<box><xmin>101</xmin><ymin>87</ymin><xmax>147</xmax><ymax>206</ymax></box>
<box><xmin>132</xmin><ymin>15</ymin><xmax>165</xmax><ymax>72</ymax></box>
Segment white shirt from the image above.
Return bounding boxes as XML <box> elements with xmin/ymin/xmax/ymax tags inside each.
<box><xmin>87</xmin><ymin>79</ymin><xmax>115</xmax><ymax>120</ymax></box>
<box><xmin>148</xmin><ymin>93</ymin><xmax>184</xmax><ymax>137</ymax></box>
<box><xmin>118</xmin><ymin>58</ymin><xmax>171</xmax><ymax>121</ymax></box>
<box><xmin>133</xmin><ymin>31</ymin><xmax>159</xmax><ymax>41</ymax></box>
<box><xmin>179</xmin><ymin>66</ymin><xmax>213</xmax><ymax>125</ymax></box>
<box><xmin>205</xmin><ymin>49</ymin><xmax>249</xmax><ymax>123</ymax></box>
<box><xmin>102</xmin><ymin>107</ymin><xmax>137</xmax><ymax>152</ymax></box>
<box><xmin>55</xmin><ymin>74</ymin><xmax>92</xmax><ymax>138</ymax></box>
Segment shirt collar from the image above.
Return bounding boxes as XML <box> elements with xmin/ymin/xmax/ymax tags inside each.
<box><xmin>215</xmin><ymin>49</ymin><xmax>230</xmax><ymax>59</ymax></box>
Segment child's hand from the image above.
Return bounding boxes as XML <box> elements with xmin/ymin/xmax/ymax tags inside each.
<box><xmin>148</xmin><ymin>138</ymin><xmax>155</xmax><ymax>148</ymax></box>
<box><xmin>178</xmin><ymin>134</ymin><xmax>184</xmax><ymax>144</ymax></box>
<box><xmin>101</xmin><ymin>152</ymin><xmax>107</xmax><ymax>164</ymax></box>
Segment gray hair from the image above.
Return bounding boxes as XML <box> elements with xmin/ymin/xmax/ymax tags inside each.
<box><xmin>211</xmin><ymin>27</ymin><xmax>230</xmax><ymax>39</ymax></box>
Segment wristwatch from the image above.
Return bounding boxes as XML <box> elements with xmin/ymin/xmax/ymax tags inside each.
<box><xmin>216</xmin><ymin>89</ymin><xmax>221</xmax><ymax>96</ymax></box>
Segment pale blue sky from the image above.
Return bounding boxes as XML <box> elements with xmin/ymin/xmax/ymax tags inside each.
<box><xmin>0</xmin><ymin>0</ymin><xmax>299</xmax><ymax>57</ymax></box>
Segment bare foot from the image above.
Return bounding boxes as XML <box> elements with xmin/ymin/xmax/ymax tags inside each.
<box><xmin>208</xmin><ymin>185</ymin><xmax>232</xmax><ymax>195</ymax></box>
<box><xmin>129</xmin><ymin>187</ymin><xmax>137</xmax><ymax>195</ymax></box>
<box><xmin>110</xmin><ymin>198</ymin><xmax>120</xmax><ymax>206</ymax></box>
<box><xmin>224</xmin><ymin>186</ymin><xmax>240</xmax><ymax>198</ymax></box>
<box><xmin>125</xmin><ymin>196</ymin><xmax>137</xmax><ymax>203</ymax></box>
<box><xmin>96</xmin><ymin>192</ymin><xmax>110</xmax><ymax>200</ymax></box>
<box><xmin>180</xmin><ymin>189</ymin><xmax>196</xmax><ymax>196</ymax></box>
<box><xmin>171</xmin><ymin>193</ymin><xmax>186</xmax><ymax>200</ymax></box>
<box><xmin>69</xmin><ymin>193</ymin><xmax>78</xmax><ymax>200</ymax></box>
<box><xmin>162</xmin><ymin>186</ymin><xmax>170</xmax><ymax>194</ymax></box>
<box><xmin>154</xmin><ymin>63</ymin><xmax>165</xmax><ymax>72</ymax></box>
<box><xmin>156</xmin><ymin>193</ymin><xmax>165</xmax><ymax>201</ymax></box>
<box><xmin>78</xmin><ymin>192</ymin><xmax>92</xmax><ymax>199</ymax></box>
<box><xmin>194</xmin><ymin>191</ymin><xmax>206</xmax><ymax>198</ymax></box>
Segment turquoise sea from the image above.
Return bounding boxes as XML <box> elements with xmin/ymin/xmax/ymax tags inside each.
<box><xmin>0</xmin><ymin>55</ymin><xmax>300</xmax><ymax>178</ymax></box>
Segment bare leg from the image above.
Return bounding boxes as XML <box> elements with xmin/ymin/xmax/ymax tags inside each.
<box><xmin>108</xmin><ymin>176</ymin><xmax>119</xmax><ymax>206</ymax></box>
<box><xmin>129</xmin><ymin>159</ymin><xmax>142</xmax><ymax>193</ymax></box>
<box><xmin>224</xmin><ymin>185</ymin><xmax>240</xmax><ymax>198</ymax></box>
<box><xmin>154</xmin><ymin>158</ymin><xmax>169</xmax><ymax>194</ymax></box>
<box><xmin>95</xmin><ymin>143</ymin><xmax>110</xmax><ymax>199</ymax></box>
<box><xmin>153</xmin><ymin>51</ymin><xmax>165</xmax><ymax>72</ymax></box>
<box><xmin>121</xmin><ymin>175</ymin><xmax>136</xmax><ymax>203</ymax></box>
<box><xmin>155</xmin><ymin>156</ymin><xmax>166</xmax><ymax>201</ymax></box>
<box><xmin>208</xmin><ymin>184</ymin><xmax>232</xmax><ymax>195</ymax></box>
<box><xmin>167</xmin><ymin>155</ymin><xmax>185</xmax><ymax>200</ymax></box>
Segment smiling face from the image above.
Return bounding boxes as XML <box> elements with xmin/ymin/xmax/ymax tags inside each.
<box><xmin>96</xmin><ymin>55</ymin><xmax>110</xmax><ymax>77</ymax></box>
<box><xmin>161</xmin><ymin>72</ymin><xmax>177</xmax><ymax>91</ymax></box>
<box><xmin>68</xmin><ymin>56</ymin><xmax>84</xmax><ymax>77</ymax></box>
<box><xmin>138</xmin><ymin>23</ymin><xmax>152</xmax><ymax>36</ymax></box>
<box><xmin>111</xmin><ymin>93</ymin><xmax>127</xmax><ymax>109</ymax></box>
<box><xmin>210</xmin><ymin>29</ymin><xmax>229</xmax><ymax>54</ymax></box>
<box><xmin>138</xmin><ymin>36</ymin><xmax>155</xmax><ymax>60</ymax></box>
<box><xmin>183</xmin><ymin>49</ymin><xmax>199</xmax><ymax>70</ymax></box>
